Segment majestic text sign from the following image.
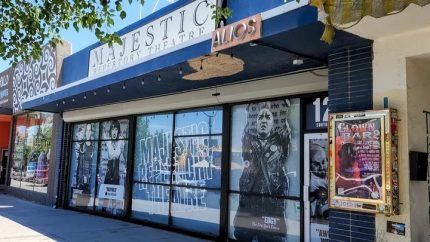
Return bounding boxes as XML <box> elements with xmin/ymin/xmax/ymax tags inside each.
<box><xmin>89</xmin><ymin>0</ymin><xmax>215</xmax><ymax>77</ymax></box>
<box><xmin>211</xmin><ymin>14</ymin><xmax>262</xmax><ymax>52</ymax></box>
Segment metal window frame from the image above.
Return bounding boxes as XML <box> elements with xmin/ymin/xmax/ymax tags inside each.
<box><xmin>61</xmin><ymin>91</ymin><xmax>329</xmax><ymax>242</ymax></box>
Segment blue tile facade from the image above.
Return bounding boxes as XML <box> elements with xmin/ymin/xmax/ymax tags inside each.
<box><xmin>327</xmin><ymin>44</ymin><xmax>375</xmax><ymax>242</ymax></box>
<box><xmin>328</xmin><ymin>45</ymin><xmax>373</xmax><ymax>113</ymax></box>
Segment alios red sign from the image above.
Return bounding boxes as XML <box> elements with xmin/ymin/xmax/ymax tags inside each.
<box><xmin>211</xmin><ymin>14</ymin><xmax>262</xmax><ymax>52</ymax></box>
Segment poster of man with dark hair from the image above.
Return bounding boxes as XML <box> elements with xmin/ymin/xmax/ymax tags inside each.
<box><xmin>232</xmin><ymin>99</ymin><xmax>293</xmax><ymax>242</ymax></box>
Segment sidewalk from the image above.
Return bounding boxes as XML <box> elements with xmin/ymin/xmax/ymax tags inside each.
<box><xmin>0</xmin><ymin>194</ymin><xmax>209</xmax><ymax>242</ymax></box>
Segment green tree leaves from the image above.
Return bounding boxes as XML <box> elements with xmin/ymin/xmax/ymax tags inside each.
<box><xmin>0</xmin><ymin>0</ymin><xmax>231</xmax><ymax>66</ymax></box>
<box><xmin>0</xmin><ymin>0</ymin><xmax>137</xmax><ymax>65</ymax></box>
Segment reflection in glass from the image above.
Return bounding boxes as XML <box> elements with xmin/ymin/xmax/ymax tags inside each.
<box><xmin>69</xmin><ymin>141</ymin><xmax>98</xmax><ymax>209</ymax></box>
<box><xmin>131</xmin><ymin>183</ymin><xmax>170</xmax><ymax>224</ymax></box>
<box><xmin>171</xmin><ymin>188</ymin><xmax>220</xmax><ymax>235</ymax></box>
<box><xmin>9</xmin><ymin>112</ymin><xmax>53</xmax><ymax>193</ymax></box>
<box><xmin>174</xmin><ymin>108</ymin><xmax>222</xmax><ymax>136</ymax></box>
<box><xmin>134</xmin><ymin>114</ymin><xmax>173</xmax><ymax>184</ymax></box>
<box><xmin>229</xmin><ymin>194</ymin><xmax>300</xmax><ymax>241</ymax></box>
<box><xmin>10</xmin><ymin>115</ymin><xmax>27</xmax><ymax>189</ymax></box>
<box><xmin>230</xmin><ymin>99</ymin><xmax>301</xmax><ymax>197</ymax></box>
<box><xmin>173</xmin><ymin>136</ymin><xmax>222</xmax><ymax>188</ymax></box>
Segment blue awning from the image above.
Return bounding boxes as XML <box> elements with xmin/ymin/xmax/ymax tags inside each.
<box><xmin>22</xmin><ymin>2</ymin><xmax>371</xmax><ymax>113</ymax></box>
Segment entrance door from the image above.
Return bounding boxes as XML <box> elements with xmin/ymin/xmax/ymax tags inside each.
<box><xmin>0</xmin><ymin>149</ymin><xmax>9</xmax><ymax>184</ymax></box>
<box><xmin>304</xmin><ymin>133</ymin><xmax>329</xmax><ymax>242</ymax></box>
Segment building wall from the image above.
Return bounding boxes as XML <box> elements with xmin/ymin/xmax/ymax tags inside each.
<box><xmin>373</xmin><ymin>26</ymin><xmax>430</xmax><ymax>242</ymax></box>
<box><xmin>406</xmin><ymin>58</ymin><xmax>430</xmax><ymax>242</ymax></box>
<box><xmin>0</xmin><ymin>121</ymin><xmax>10</xmax><ymax>149</ymax></box>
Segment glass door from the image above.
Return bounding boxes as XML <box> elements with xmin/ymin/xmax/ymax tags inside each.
<box><xmin>304</xmin><ymin>133</ymin><xmax>329</xmax><ymax>242</ymax></box>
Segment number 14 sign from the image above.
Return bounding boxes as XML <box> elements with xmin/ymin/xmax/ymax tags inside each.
<box><xmin>306</xmin><ymin>96</ymin><xmax>329</xmax><ymax>130</ymax></box>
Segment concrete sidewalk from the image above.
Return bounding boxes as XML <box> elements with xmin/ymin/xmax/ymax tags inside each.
<box><xmin>0</xmin><ymin>194</ymin><xmax>209</xmax><ymax>242</ymax></box>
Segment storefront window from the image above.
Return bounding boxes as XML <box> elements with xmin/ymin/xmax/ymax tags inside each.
<box><xmin>131</xmin><ymin>107</ymin><xmax>222</xmax><ymax>235</ymax></box>
<box><xmin>171</xmin><ymin>108</ymin><xmax>222</xmax><ymax>235</ymax></box>
<box><xmin>68</xmin><ymin>122</ymin><xmax>99</xmax><ymax>210</ymax></box>
<box><xmin>10</xmin><ymin>112</ymin><xmax>53</xmax><ymax>193</ymax></box>
<box><xmin>132</xmin><ymin>114</ymin><xmax>173</xmax><ymax>223</ymax></box>
<box><xmin>229</xmin><ymin>98</ymin><xmax>301</xmax><ymax>241</ymax></box>
<box><xmin>95</xmin><ymin>119</ymin><xmax>129</xmax><ymax>216</ymax></box>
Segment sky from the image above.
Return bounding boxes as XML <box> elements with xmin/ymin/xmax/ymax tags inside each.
<box><xmin>0</xmin><ymin>0</ymin><xmax>175</xmax><ymax>73</ymax></box>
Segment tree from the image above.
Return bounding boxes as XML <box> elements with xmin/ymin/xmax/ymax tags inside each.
<box><xmin>0</xmin><ymin>0</ymin><xmax>229</xmax><ymax>66</ymax></box>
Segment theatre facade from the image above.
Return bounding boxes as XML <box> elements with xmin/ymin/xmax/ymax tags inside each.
<box><xmin>5</xmin><ymin>0</ymin><xmax>429</xmax><ymax>241</ymax></box>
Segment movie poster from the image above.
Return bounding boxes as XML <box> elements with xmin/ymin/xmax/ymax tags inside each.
<box><xmin>96</xmin><ymin>119</ymin><xmax>129</xmax><ymax>215</ymax></box>
<box><xmin>229</xmin><ymin>98</ymin><xmax>301</xmax><ymax>241</ymax></box>
<box><xmin>334</xmin><ymin>118</ymin><xmax>382</xmax><ymax>200</ymax></box>
<box><xmin>69</xmin><ymin>122</ymin><xmax>99</xmax><ymax>209</ymax></box>
<box><xmin>305</xmin><ymin>134</ymin><xmax>329</xmax><ymax>242</ymax></box>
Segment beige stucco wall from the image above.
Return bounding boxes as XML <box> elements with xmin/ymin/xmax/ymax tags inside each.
<box><xmin>405</xmin><ymin>58</ymin><xmax>430</xmax><ymax>242</ymax></box>
<box><xmin>373</xmin><ymin>26</ymin><xmax>430</xmax><ymax>242</ymax></box>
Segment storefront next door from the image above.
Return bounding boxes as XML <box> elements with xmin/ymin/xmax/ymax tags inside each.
<box><xmin>65</xmin><ymin>93</ymin><xmax>328</xmax><ymax>241</ymax></box>
<box><xmin>0</xmin><ymin>150</ymin><xmax>9</xmax><ymax>184</ymax></box>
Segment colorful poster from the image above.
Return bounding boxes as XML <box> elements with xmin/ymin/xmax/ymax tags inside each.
<box><xmin>306</xmin><ymin>135</ymin><xmax>329</xmax><ymax>242</ymax></box>
<box><xmin>334</xmin><ymin>118</ymin><xmax>382</xmax><ymax>200</ymax></box>
<box><xmin>229</xmin><ymin>98</ymin><xmax>301</xmax><ymax>241</ymax></box>
<box><xmin>96</xmin><ymin>119</ymin><xmax>129</xmax><ymax>216</ymax></box>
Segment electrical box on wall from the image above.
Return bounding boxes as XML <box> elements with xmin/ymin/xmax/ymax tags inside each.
<box><xmin>328</xmin><ymin>109</ymin><xmax>400</xmax><ymax>215</ymax></box>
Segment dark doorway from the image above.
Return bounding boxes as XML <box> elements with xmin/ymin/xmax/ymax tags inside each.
<box><xmin>0</xmin><ymin>149</ymin><xmax>8</xmax><ymax>184</ymax></box>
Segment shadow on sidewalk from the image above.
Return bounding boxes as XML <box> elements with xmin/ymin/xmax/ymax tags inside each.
<box><xmin>0</xmin><ymin>194</ymin><xmax>208</xmax><ymax>242</ymax></box>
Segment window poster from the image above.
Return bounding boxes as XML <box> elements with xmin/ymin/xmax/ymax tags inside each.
<box><xmin>96</xmin><ymin>119</ymin><xmax>129</xmax><ymax>215</ymax></box>
<box><xmin>69</xmin><ymin>123</ymin><xmax>99</xmax><ymax>209</ymax></box>
<box><xmin>304</xmin><ymin>133</ymin><xmax>329</xmax><ymax>242</ymax></box>
<box><xmin>229</xmin><ymin>98</ymin><xmax>301</xmax><ymax>241</ymax></box>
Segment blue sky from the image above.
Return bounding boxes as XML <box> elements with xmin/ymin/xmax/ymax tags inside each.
<box><xmin>0</xmin><ymin>0</ymin><xmax>174</xmax><ymax>73</ymax></box>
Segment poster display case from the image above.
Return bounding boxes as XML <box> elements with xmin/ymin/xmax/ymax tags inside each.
<box><xmin>328</xmin><ymin>109</ymin><xmax>400</xmax><ymax>215</ymax></box>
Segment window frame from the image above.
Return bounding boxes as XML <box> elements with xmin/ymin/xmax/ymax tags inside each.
<box><xmin>63</xmin><ymin>91</ymin><xmax>329</xmax><ymax>241</ymax></box>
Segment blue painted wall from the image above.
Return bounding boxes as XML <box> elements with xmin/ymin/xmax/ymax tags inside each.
<box><xmin>227</xmin><ymin>0</ymin><xmax>298</xmax><ymax>23</ymax></box>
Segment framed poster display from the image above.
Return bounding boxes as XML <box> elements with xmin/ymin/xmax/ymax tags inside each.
<box><xmin>328</xmin><ymin>109</ymin><xmax>400</xmax><ymax>215</ymax></box>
